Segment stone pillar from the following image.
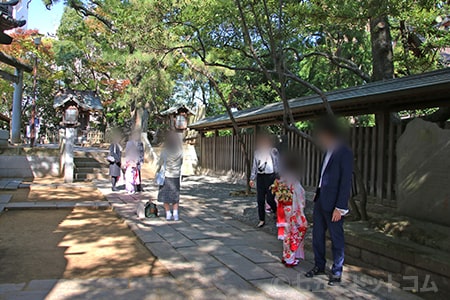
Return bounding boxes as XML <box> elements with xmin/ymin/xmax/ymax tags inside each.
<box><xmin>59</xmin><ymin>128</ymin><xmax>66</xmax><ymax>176</ymax></box>
<box><xmin>11</xmin><ymin>69</ymin><xmax>23</xmax><ymax>144</ymax></box>
<box><xmin>64</xmin><ymin>127</ymin><xmax>76</xmax><ymax>183</ymax></box>
<box><xmin>397</xmin><ymin>119</ymin><xmax>450</xmax><ymax>226</ymax></box>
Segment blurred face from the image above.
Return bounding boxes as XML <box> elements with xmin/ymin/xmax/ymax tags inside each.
<box><xmin>132</xmin><ymin>132</ymin><xmax>140</xmax><ymax>141</ymax></box>
<box><xmin>317</xmin><ymin>131</ymin><xmax>336</xmax><ymax>150</ymax></box>
<box><xmin>113</xmin><ymin>134</ymin><xmax>121</xmax><ymax>143</ymax></box>
<box><xmin>165</xmin><ymin>132</ymin><xmax>180</xmax><ymax>149</ymax></box>
<box><xmin>257</xmin><ymin>135</ymin><xmax>272</xmax><ymax>150</ymax></box>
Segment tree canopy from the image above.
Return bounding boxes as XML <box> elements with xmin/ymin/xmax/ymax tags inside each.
<box><xmin>1</xmin><ymin>0</ymin><xmax>448</xmax><ymax>135</ymax></box>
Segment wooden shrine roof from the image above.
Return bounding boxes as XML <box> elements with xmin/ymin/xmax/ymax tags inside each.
<box><xmin>190</xmin><ymin>68</ymin><xmax>450</xmax><ymax>131</ymax></box>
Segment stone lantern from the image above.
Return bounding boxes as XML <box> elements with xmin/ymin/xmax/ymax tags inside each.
<box><xmin>160</xmin><ymin>104</ymin><xmax>194</xmax><ymax>133</ymax></box>
<box><xmin>54</xmin><ymin>90</ymin><xmax>103</xmax><ymax>182</ymax></box>
<box><xmin>63</xmin><ymin>105</ymin><xmax>80</xmax><ymax>127</ymax></box>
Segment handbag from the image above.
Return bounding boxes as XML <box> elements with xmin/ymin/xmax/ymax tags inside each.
<box><xmin>136</xmin><ymin>201</ymin><xmax>158</xmax><ymax>218</ymax></box>
<box><xmin>107</xmin><ymin>144</ymin><xmax>118</xmax><ymax>163</ymax></box>
<box><xmin>145</xmin><ymin>202</ymin><xmax>158</xmax><ymax>218</ymax></box>
<box><xmin>155</xmin><ymin>152</ymin><xmax>166</xmax><ymax>186</ymax></box>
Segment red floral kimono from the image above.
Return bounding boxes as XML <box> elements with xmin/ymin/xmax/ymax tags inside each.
<box><xmin>275</xmin><ymin>176</ymin><xmax>308</xmax><ymax>264</ymax></box>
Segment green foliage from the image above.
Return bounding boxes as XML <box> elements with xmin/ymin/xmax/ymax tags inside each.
<box><xmin>38</xmin><ymin>0</ymin><xmax>449</xmax><ymax>134</ymax></box>
<box><xmin>204</xmin><ymin>131</ymin><xmax>216</xmax><ymax>138</ymax></box>
<box><xmin>296</xmin><ymin>121</ymin><xmax>313</xmax><ymax>131</ymax></box>
<box><xmin>353</xmin><ymin>115</ymin><xmax>376</xmax><ymax>127</ymax></box>
<box><xmin>0</xmin><ymin>30</ymin><xmax>63</xmax><ymax>136</ymax></box>
<box><xmin>218</xmin><ymin>129</ymin><xmax>233</xmax><ymax>136</ymax></box>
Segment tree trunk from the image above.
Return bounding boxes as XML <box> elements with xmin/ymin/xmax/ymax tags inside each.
<box><xmin>132</xmin><ymin>101</ymin><xmax>150</xmax><ymax>135</ymax></box>
<box><xmin>353</xmin><ymin>162</ymin><xmax>368</xmax><ymax>220</ymax></box>
<box><xmin>349</xmin><ymin>195</ymin><xmax>362</xmax><ymax>220</ymax></box>
<box><xmin>365</xmin><ymin>11</ymin><xmax>394</xmax><ymax>220</ymax></box>
<box><xmin>369</xmin><ymin>15</ymin><xmax>394</xmax><ymax>81</ymax></box>
<box><xmin>399</xmin><ymin>20</ymin><xmax>411</xmax><ymax>76</ymax></box>
<box><xmin>179</xmin><ymin>50</ymin><xmax>253</xmax><ymax>194</ymax></box>
<box><xmin>141</xmin><ymin>104</ymin><xmax>150</xmax><ymax>133</ymax></box>
<box><xmin>133</xmin><ymin>106</ymin><xmax>143</xmax><ymax>134</ymax></box>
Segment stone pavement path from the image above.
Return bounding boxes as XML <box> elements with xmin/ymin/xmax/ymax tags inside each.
<box><xmin>0</xmin><ymin>178</ymin><xmax>26</xmax><ymax>190</ymax></box>
<box><xmin>0</xmin><ymin>175</ymin><xmax>423</xmax><ymax>300</ymax></box>
<box><xmin>93</xmin><ymin>175</ymin><xmax>422</xmax><ymax>300</ymax></box>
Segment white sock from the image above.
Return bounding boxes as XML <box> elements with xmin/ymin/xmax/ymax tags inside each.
<box><xmin>173</xmin><ymin>210</ymin><xmax>179</xmax><ymax>220</ymax></box>
<box><xmin>166</xmin><ymin>210</ymin><xmax>172</xmax><ymax>220</ymax></box>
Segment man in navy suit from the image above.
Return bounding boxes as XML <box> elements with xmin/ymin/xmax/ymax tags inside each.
<box><xmin>305</xmin><ymin>118</ymin><xmax>353</xmax><ymax>286</ymax></box>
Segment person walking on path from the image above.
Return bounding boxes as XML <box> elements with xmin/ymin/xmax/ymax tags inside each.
<box><xmin>157</xmin><ymin>132</ymin><xmax>183</xmax><ymax>221</ymax></box>
<box><xmin>124</xmin><ymin>149</ymin><xmax>140</xmax><ymax>194</ymax></box>
<box><xmin>249</xmin><ymin>133</ymin><xmax>279</xmax><ymax>228</ymax></box>
<box><xmin>272</xmin><ymin>153</ymin><xmax>308</xmax><ymax>267</ymax></box>
<box><xmin>108</xmin><ymin>134</ymin><xmax>122</xmax><ymax>191</ymax></box>
<box><xmin>125</xmin><ymin>131</ymin><xmax>145</xmax><ymax>192</ymax></box>
<box><xmin>305</xmin><ymin>117</ymin><xmax>353</xmax><ymax>286</ymax></box>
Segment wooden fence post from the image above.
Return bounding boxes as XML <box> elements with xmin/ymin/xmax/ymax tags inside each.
<box><xmin>213</xmin><ymin>130</ymin><xmax>218</xmax><ymax>171</ymax></box>
<box><xmin>375</xmin><ymin>112</ymin><xmax>389</xmax><ymax>200</ymax></box>
<box><xmin>232</xmin><ymin>128</ymin><xmax>236</xmax><ymax>172</ymax></box>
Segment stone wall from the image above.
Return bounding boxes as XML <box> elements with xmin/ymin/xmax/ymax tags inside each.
<box><xmin>344</xmin><ymin>229</ymin><xmax>450</xmax><ymax>297</ymax></box>
<box><xmin>397</xmin><ymin>118</ymin><xmax>450</xmax><ymax>226</ymax></box>
<box><xmin>0</xmin><ymin>155</ymin><xmax>60</xmax><ymax>179</ymax></box>
<box><xmin>0</xmin><ymin>130</ymin><xmax>8</xmax><ymax>148</ymax></box>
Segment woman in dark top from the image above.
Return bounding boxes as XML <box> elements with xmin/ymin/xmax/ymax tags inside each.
<box><xmin>109</xmin><ymin>135</ymin><xmax>122</xmax><ymax>191</ymax></box>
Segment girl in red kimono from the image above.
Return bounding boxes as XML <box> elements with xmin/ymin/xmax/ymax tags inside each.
<box><xmin>272</xmin><ymin>154</ymin><xmax>308</xmax><ymax>267</ymax></box>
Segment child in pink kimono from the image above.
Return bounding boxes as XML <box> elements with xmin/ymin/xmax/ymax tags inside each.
<box><xmin>124</xmin><ymin>153</ymin><xmax>140</xmax><ymax>194</ymax></box>
<box><xmin>273</xmin><ymin>154</ymin><xmax>308</xmax><ymax>267</ymax></box>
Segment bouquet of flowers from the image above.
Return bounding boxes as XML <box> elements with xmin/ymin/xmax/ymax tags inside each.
<box><xmin>270</xmin><ymin>179</ymin><xmax>293</xmax><ymax>205</ymax></box>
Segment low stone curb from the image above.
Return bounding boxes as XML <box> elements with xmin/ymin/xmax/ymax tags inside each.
<box><xmin>3</xmin><ymin>201</ymin><xmax>110</xmax><ymax>210</ymax></box>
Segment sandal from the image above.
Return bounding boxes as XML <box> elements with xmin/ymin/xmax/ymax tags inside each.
<box><xmin>284</xmin><ymin>259</ymin><xmax>300</xmax><ymax>268</ymax></box>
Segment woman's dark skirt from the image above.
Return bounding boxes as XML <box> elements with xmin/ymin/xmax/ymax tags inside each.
<box><xmin>109</xmin><ymin>162</ymin><xmax>121</xmax><ymax>177</ymax></box>
<box><xmin>157</xmin><ymin>177</ymin><xmax>180</xmax><ymax>204</ymax></box>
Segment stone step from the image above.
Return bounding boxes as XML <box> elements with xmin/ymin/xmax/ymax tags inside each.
<box><xmin>74</xmin><ymin>161</ymin><xmax>105</xmax><ymax>168</ymax></box>
<box><xmin>74</xmin><ymin>156</ymin><xmax>109</xmax><ymax>181</ymax></box>
<box><xmin>74</xmin><ymin>172</ymin><xmax>109</xmax><ymax>181</ymax></box>
<box><xmin>74</xmin><ymin>157</ymin><xmax>101</xmax><ymax>162</ymax></box>
<box><xmin>73</xmin><ymin>150</ymin><xmax>109</xmax><ymax>161</ymax></box>
<box><xmin>75</xmin><ymin>167</ymin><xmax>110</xmax><ymax>174</ymax></box>
<box><xmin>74</xmin><ymin>157</ymin><xmax>106</xmax><ymax>166</ymax></box>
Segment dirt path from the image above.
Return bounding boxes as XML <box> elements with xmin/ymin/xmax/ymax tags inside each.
<box><xmin>0</xmin><ymin>208</ymin><xmax>167</xmax><ymax>283</ymax></box>
<box><xmin>0</xmin><ymin>177</ymin><xmax>106</xmax><ymax>203</ymax></box>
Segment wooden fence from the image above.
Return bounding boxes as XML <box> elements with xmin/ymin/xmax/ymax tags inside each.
<box><xmin>85</xmin><ymin>130</ymin><xmax>105</xmax><ymax>144</ymax></box>
<box><xmin>198</xmin><ymin>120</ymin><xmax>405</xmax><ymax>206</ymax></box>
<box><xmin>199</xmin><ymin>133</ymin><xmax>256</xmax><ymax>175</ymax></box>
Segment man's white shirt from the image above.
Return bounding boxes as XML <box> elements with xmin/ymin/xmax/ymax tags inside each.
<box><xmin>255</xmin><ymin>150</ymin><xmax>274</xmax><ymax>174</ymax></box>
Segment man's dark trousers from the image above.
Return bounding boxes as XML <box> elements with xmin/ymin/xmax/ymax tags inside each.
<box><xmin>312</xmin><ymin>145</ymin><xmax>353</xmax><ymax>276</ymax></box>
<box><xmin>256</xmin><ymin>173</ymin><xmax>277</xmax><ymax>222</ymax></box>
<box><xmin>312</xmin><ymin>195</ymin><xmax>345</xmax><ymax>275</ymax></box>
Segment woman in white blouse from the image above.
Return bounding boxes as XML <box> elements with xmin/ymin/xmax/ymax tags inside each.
<box><xmin>249</xmin><ymin>134</ymin><xmax>279</xmax><ymax>228</ymax></box>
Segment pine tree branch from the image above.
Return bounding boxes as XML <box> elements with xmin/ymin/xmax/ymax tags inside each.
<box><xmin>67</xmin><ymin>0</ymin><xmax>116</xmax><ymax>32</ymax></box>
<box><xmin>285</xmin><ymin>48</ymin><xmax>371</xmax><ymax>82</ymax></box>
